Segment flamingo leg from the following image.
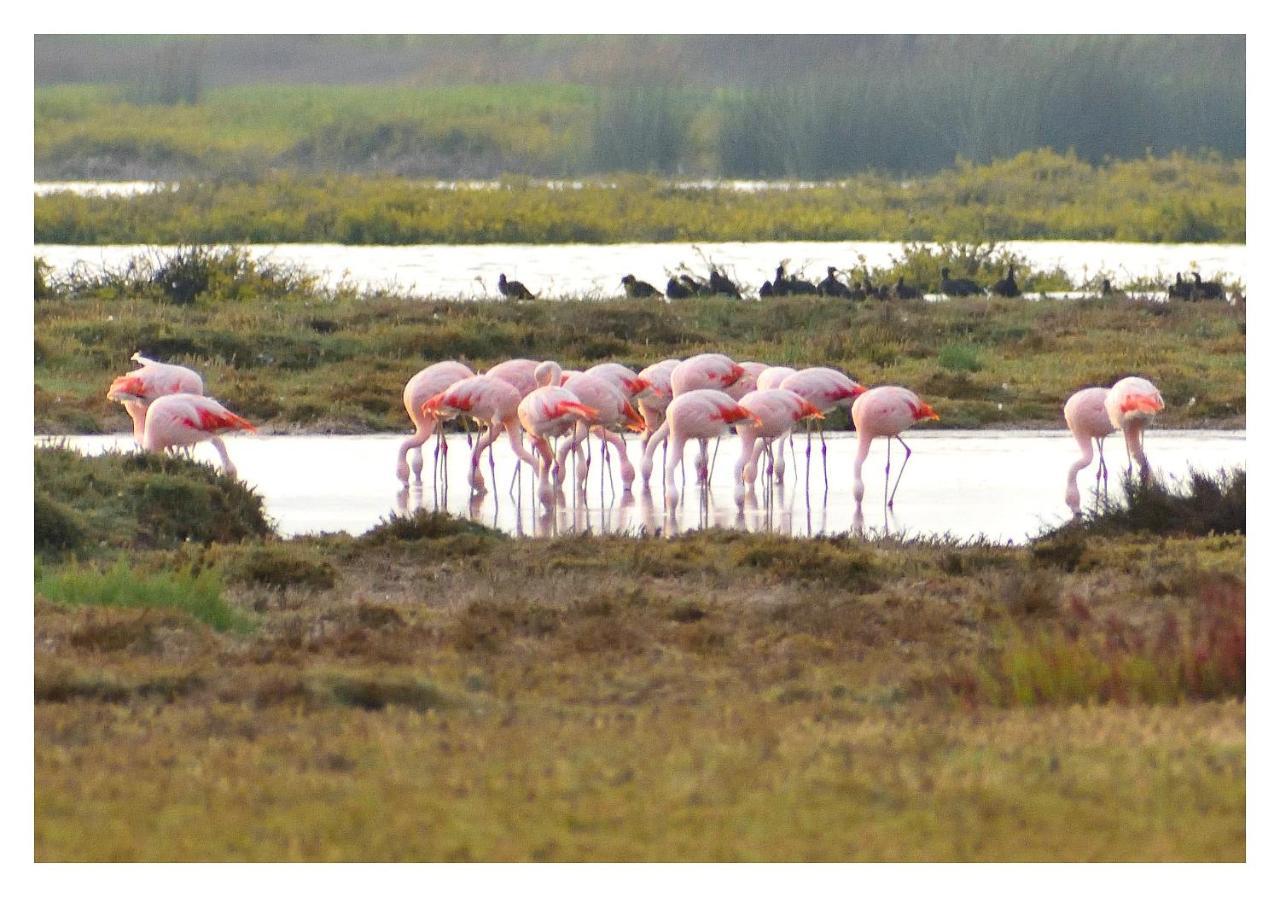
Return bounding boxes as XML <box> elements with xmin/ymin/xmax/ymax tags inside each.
<box><xmin>887</xmin><ymin>435</ymin><xmax>914</xmax><ymax>509</ymax></box>
<box><xmin>819</xmin><ymin>426</ymin><xmax>829</xmax><ymax>493</ymax></box>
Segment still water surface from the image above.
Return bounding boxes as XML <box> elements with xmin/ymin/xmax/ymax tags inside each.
<box><xmin>41</xmin><ymin>430</ymin><xmax>1245</xmax><ymax>544</ymax></box>
<box><xmin>34</xmin><ymin>240</ymin><xmax>1245</xmax><ymax>300</ymax></box>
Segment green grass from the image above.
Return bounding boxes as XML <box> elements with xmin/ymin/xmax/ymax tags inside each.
<box><xmin>36</xmin><ymin>560</ymin><xmax>250</xmax><ymax>632</ymax></box>
<box><xmin>35</xmin><ymin>149</ymin><xmax>1245</xmax><ymax>244</ymax></box>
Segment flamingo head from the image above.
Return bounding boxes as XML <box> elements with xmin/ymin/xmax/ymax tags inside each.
<box><xmin>107</xmin><ymin>375</ymin><xmax>147</xmax><ymax>402</ymax></box>
<box><xmin>796</xmin><ymin>400</ymin><xmax>826</xmax><ymax>422</ymax></box>
<box><xmin>912</xmin><ymin>401</ymin><xmax>940</xmax><ymax>422</ymax></box>
<box><xmin>1119</xmin><ymin>392</ymin><xmax>1164</xmax><ymax>415</ymax></box>
<box><xmin>622</xmin><ymin>400</ymin><xmax>647</xmax><ymax>433</ymax></box>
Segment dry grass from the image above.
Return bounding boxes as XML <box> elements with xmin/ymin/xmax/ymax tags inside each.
<box><xmin>34</xmin><ymin>522</ymin><xmax>1245</xmax><ymax>860</ymax></box>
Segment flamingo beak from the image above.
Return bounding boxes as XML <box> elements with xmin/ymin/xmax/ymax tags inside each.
<box><xmin>916</xmin><ymin>402</ymin><xmax>940</xmax><ymax>421</ymax></box>
<box><xmin>624</xmin><ymin>401</ymin><xmax>647</xmax><ymax>432</ymax></box>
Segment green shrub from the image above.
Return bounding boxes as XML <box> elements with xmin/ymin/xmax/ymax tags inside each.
<box><xmin>938</xmin><ymin>344</ymin><xmax>983</xmax><ymax>373</ymax></box>
<box><xmin>227</xmin><ymin>545</ymin><xmax>337</xmax><ymax>591</ymax></box>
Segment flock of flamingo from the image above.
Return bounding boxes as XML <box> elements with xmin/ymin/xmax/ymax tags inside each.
<box><xmin>106</xmin><ymin>351</ymin><xmax>1166</xmax><ymax>518</ymax></box>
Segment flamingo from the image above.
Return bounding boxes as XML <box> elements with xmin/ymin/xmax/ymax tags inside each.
<box><xmin>140</xmin><ymin>394</ymin><xmax>256</xmax><ymax>478</ymax></box>
<box><xmin>396</xmin><ymin>361</ymin><xmax>474</xmax><ymax>485</ymax></box>
<box><xmin>669</xmin><ymin>353</ymin><xmax>745</xmax><ymax>397</ymax></box>
<box><xmin>517</xmin><ymin>384</ymin><xmax>601</xmax><ymax>505</ymax></box>
<box><xmin>107</xmin><ymin>352</ymin><xmax>204</xmax><ymax>443</ymax></box>
<box><xmin>778</xmin><ymin>367</ymin><xmax>867</xmax><ymax>488</ymax></box>
<box><xmin>851</xmin><ymin>386</ymin><xmax>939</xmax><ymax>509</ymax></box>
<box><xmin>485</xmin><ymin>358</ymin><xmax>541</xmax><ymax>399</ymax></box>
<box><xmin>755</xmin><ymin>366</ymin><xmax>797</xmax><ymax>391</ymax></box>
<box><xmin>636</xmin><ymin>359</ymin><xmax>679</xmax><ymax>439</ymax></box>
<box><xmin>423</xmin><ymin>375</ymin><xmax>538</xmax><ymax>493</ymax></box>
<box><xmin>555</xmin><ymin>370</ymin><xmax>647</xmax><ymax>493</ymax></box>
<box><xmin>725</xmin><ymin>361</ymin><xmax>768</xmax><ymax>401</ymax></box>
<box><xmin>640</xmin><ymin>389</ymin><xmax>759</xmax><ymax>504</ymax></box>
<box><xmin>1104</xmin><ymin>377</ymin><xmax>1164</xmax><ymax>481</ymax></box>
<box><xmin>1063</xmin><ymin>386</ymin><xmax>1115</xmax><ymax>514</ymax></box>
<box><xmin>732</xmin><ymin>389</ymin><xmax>826</xmax><ymax>489</ymax></box>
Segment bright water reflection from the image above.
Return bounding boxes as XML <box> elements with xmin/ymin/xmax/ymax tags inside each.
<box><xmin>34</xmin><ymin>240</ymin><xmax>1245</xmax><ymax>300</ymax></box>
<box><xmin>40</xmin><ymin>430</ymin><xmax>1245</xmax><ymax>544</ymax></box>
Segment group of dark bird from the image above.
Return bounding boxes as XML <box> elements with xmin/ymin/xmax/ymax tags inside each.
<box><xmin>497</xmin><ymin>265</ymin><xmax>1233</xmax><ymax>304</ymax></box>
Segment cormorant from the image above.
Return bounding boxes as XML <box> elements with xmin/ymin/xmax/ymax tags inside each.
<box><xmin>991</xmin><ymin>265</ymin><xmax>1020</xmax><ymax>298</ymax></box>
<box><xmin>498</xmin><ymin>273</ymin><xmax>536</xmax><ymax>301</ymax></box>
<box><xmin>939</xmin><ymin>267</ymin><xmax>983</xmax><ymax>297</ymax></box>
<box><xmin>621</xmin><ymin>274</ymin><xmax>661</xmax><ymax>299</ymax></box>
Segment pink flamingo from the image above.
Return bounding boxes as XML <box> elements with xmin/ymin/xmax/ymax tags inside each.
<box><xmin>423</xmin><ymin>375</ymin><xmax>538</xmax><ymax>493</ymax></box>
<box><xmin>732</xmin><ymin>389</ymin><xmax>826</xmax><ymax>488</ymax></box>
<box><xmin>556</xmin><ymin>370</ymin><xmax>647</xmax><ymax>493</ymax></box>
<box><xmin>396</xmin><ymin>361</ymin><xmax>474</xmax><ymax>484</ymax></box>
<box><xmin>107</xmin><ymin>352</ymin><xmax>204</xmax><ymax>443</ymax></box>
<box><xmin>517</xmin><ymin>382</ymin><xmax>600</xmax><ymax>505</ymax></box>
<box><xmin>779</xmin><ymin>367</ymin><xmax>867</xmax><ymax>488</ymax></box>
<box><xmin>641</xmin><ymin>389</ymin><xmax>759</xmax><ymax>504</ymax></box>
<box><xmin>485</xmin><ymin>358</ymin><xmax>542</xmax><ymax>399</ymax></box>
<box><xmin>141</xmin><ymin>394</ymin><xmax>256</xmax><ymax>478</ymax></box>
<box><xmin>1063</xmin><ymin>387</ymin><xmax>1115</xmax><ymax>514</ymax></box>
<box><xmin>1105</xmin><ymin>377</ymin><xmax>1164</xmax><ymax>481</ymax></box>
<box><xmin>755</xmin><ymin>366</ymin><xmax>798</xmax><ymax>391</ymax></box>
<box><xmin>851</xmin><ymin>386</ymin><xmax>939</xmax><ymax>509</ymax></box>
<box><xmin>669</xmin><ymin>353</ymin><xmax>745</xmax><ymax>397</ymax></box>
<box><xmin>637</xmin><ymin>359</ymin><xmax>679</xmax><ymax>444</ymax></box>
<box><xmin>725</xmin><ymin>361</ymin><xmax>768</xmax><ymax>401</ymax></box>
<box><xmin>582</xmin><ymin>362</ymin><xmax>652</xmax><ymax>400</ymax></box>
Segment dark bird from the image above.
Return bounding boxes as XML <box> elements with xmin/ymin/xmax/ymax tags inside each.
<box><xmin>1168</xmin><ymin>273</ymin><xmax>1193</xmax><ymax>301</ymax></box>
<box><xmin>774</xmin><ymin>263</ymin><xmax>818</xmax><ymax>296</ymax></box>
<box><xmin>863</xmin><ymin>277</ymin><xmax>889</xmax><ymax>301</ymax></box>
<box><xmin>939</xmin><ymin>267</ymin><xmax>983</xmax><ymax>297</ymax></box>
<box><xmin>498</xmin><ymin>273</ymin><xmax>536</xmax><ymax>301</ymax></box>
<box><xmin>1191</xmin><ymin>272</ymin><xmax>1226</xmax><ymax>301</ymax></box>
<box><xmin>1100</xmin><ymin>279</ymin><xmax>1127</xmax><ymax>299</ymax></box>
<box><xmin>680</xmin><ymin>274</ymin><xmax>712</xmax><ymax>297</ymax></box>
<box><xmin>893</xmin><ymin>276</ymin><xmax>923</xmax><ymax>300</ymax></box>
<box><xmin>817</xmin><ymin>266</ymin><xmax>852</xmax><ymax>298</ymax></box>
<box><xmin>708</xmin><ymin>267</ymin><xmax>743</xmax><ymax>299</ymax></box>
<box><xmin>666</xmin><ymin>277</ymin><xmax>693</xmax><ymax>300</ymax></box>
<box><xmin>621</xmin><ymin>274</ymin><xmax>661</xmax><ymax>299</ymax></box>
<box><xmin>758</xmin><ymin>281</ymin><xmax>775</xmax><ymax>299</ymax></box>
<box><xmin>991</xmin><ymin>266</ymin><xmax>1020</xmax><ymax>298</ymax></box>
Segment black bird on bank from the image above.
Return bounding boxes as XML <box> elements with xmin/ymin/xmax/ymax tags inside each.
<box><xmin>817</xmin><ymin>266</ymin><xmax>852</xmax><ymax>298</ymax></box>
<box><xmin>1191</xmin><ymin>272</ymin><xmax>1226</xmax><ymax>301</ymax></box>
<box><xmin>863</xmin><ymin>277</ymin><xmax>889</xmax><ymax>301</ymax></box>
<box><xmin>666</xmin><ymin>277</ymin><xmax>694</xmax><ymax>300</ymax></box>
<box><xmin>1100</xmin><ymin>279</ymin><xmax>1127</xmax><ymax>299</ymax></box>
<box><xmin>893</xmin><ymin>276</ymin><xmax>923</xmax><ymax>300</ymax></box>
<box><xmin>680</xmin><ymin>274</ymin><xmax>712</xmax><ymax>297</ymax></box>
<box><xmin>773</xmin><ymin>264</ymin><xmax>819</xmax><ymax>296</ymax></box>
<box><xmin>621</xmin><ymin>274</ymin><xmax>661</xmax><ymax>299</ymax></box>
<box><xmin>758</xmin><ymin>281</ymin><xmax>775</xmax><ymax>298</ymax></box>
<box><xmin>1168</xmin><ymin>273</ymin><xmax>1193</xmax><ymax>300</ymax></box>
<box><xmin>939</xmin><ymin>267</ymin><xmax>983</xmax><ymax>297</ymax></box>
<box><xmin>991</xmin><ymin>265</ymin><xmax>1021</xmax><ymax>298</ymax></box>
<box><xmin>708</xmin><ymin>267</ymin><xmax>743</xmax><ymax>299</ymax></box>
<box><xmin>498</xmin><ymin>273</ymin><xmax>536</xmax><ymax>301</ymax></box>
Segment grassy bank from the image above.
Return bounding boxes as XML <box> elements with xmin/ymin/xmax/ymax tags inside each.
<box><xmin>34</xmin><ymin>449</ymin><xmax>1246</xmax><ymax>860</ymax></box>
<box><xmin>35</xmin><ymin>150</ymin><xmax>1245</xmax><ymax>245</ymax></box>
<box><xmin>34</xmin><ymin>247</ymin><xmax>1245</xmax><ymax>434</ymax></box>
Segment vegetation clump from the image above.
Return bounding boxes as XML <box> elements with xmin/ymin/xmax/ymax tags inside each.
<box><xmin>34</xmin><ymin>445</ymin><xmax>272</xmax><ymax>555</ymax></box>
<box><xmin>1084</xmin><ymin>468</ymin><xmax>1244</xmax><ymax>537</ymax></box>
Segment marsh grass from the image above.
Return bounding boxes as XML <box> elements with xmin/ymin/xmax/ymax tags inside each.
<box><xmin>34</xmin><ymin>268</ymin><xmax>1245</xmax><ymax>433</ymax></box>
<box><xmin>36</xmin><ymin>560</ymin><xmax>251</xmax><ymax>633</ymax></box>
<box><xmin>34</xmin><ymin>446</ymin><xmax>272</xmax><ymax>554</ymax></box>
<box><xmin>1082</xmin><ymin>468</ymin><xmax>1245</xmax><ymax>537</ymax></box>
<box><xmin>34</xmin><ymin>150</ymin><xmax>1245</xmax><ymax>245</ymax></box>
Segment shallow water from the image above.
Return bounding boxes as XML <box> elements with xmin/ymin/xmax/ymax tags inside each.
<box><xmin>40</xmin><ymin>430</ymin><xmax>1245</xmax><ymax>544</ymax></box>
<box><xmin>34</xmin><ymin>240</ymin><xmax>1245</xmax><ymax>300</ymax></box>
